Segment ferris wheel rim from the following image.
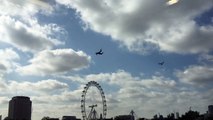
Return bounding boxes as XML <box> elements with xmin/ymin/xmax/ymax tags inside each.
<box><xmin>81</xmin><ymin>81</ymin><xmax>107</xmax><ymax>120</ymax></box>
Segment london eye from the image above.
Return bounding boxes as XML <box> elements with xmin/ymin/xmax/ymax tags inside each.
<box><xmin>81</xmin><ymin>81</ymin><xmax>107</xmax><ymax>120</ymax></box>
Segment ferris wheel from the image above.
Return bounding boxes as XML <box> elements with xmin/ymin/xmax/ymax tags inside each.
<box><xmin>81</xmin><ymin>81</ymin><xmax>107</xmax><ymax>120</ymax></box>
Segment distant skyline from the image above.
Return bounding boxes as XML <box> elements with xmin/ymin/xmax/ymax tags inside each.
<box><xmin>0</xmin><ymin>0</ymin><xmax>213</xmax><ymax>120</ymax></box>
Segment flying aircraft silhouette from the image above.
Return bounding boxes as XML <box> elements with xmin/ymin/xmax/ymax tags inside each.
<box><xmin>96</xmin><ymin>49</ymin><xmax>103</xmax><ymax>55</ymax></box>
<box><xmin>158</xmin><ymin>61</ymin><xmax>165</xmax><ymax>66</ymax></box>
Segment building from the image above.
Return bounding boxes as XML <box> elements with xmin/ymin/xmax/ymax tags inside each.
<box><xmin>45</xmin><ymin>118</ymin><xmax>59</xmax><ymax>120</ymax></box>
<box><xmin>62</xmin><ymin>116</ymin><xmax>76</xmax><ymax>120</ymax></box>
<box><xmin>208</xmin><ymin>105</ymin><xmax>213</xmax><ymax>114</ymax></box>
<box><xmin>204</xmin><ymin>105</ymin><xmax>213</xmax><ymax>120</ymax></box>
<box><xmin>114</xmin><ymin>115</ymin><xmax>134</xmax><ymax>120</ymax></box>
<box><xmin>8</xmin><ymin>96</ymin><xmax>32</xmax><ymax>120</ymax></box>
<box><xmin>62</xmin><ymin>116</ymin><xmax>82</xmax><ymax>120</ymax></box>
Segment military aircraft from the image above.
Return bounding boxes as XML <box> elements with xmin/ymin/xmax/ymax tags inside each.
<box><xmin>96</xmin><ymin>49</ymin><xmax>104</xmax><ymax>55</ymax></box>
<box><xmin>158</xmin><ymin>61</ymin><xmax>165</xmax><ymax>66</ymax></box>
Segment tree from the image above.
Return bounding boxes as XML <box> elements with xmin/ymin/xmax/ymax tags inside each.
<box><xmin>41</xmin><ymin>116</ymin><xmax>50</xmax><ymax>120</ymax></box>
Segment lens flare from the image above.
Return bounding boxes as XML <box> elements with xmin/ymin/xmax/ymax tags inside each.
<box><xmin>166</xmin><ymin>0</ymin><xmax>179</xmax><ymax>6</ymax></box>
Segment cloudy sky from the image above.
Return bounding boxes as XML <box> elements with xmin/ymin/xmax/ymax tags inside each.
<box><xmin>0</xmin><ymin>0</ymin><xmax>213</xmax><ymax>119</ymax></box>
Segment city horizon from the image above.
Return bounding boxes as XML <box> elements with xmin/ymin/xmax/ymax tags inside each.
<box><xmin>1</xmin><ymin>95</ymin><xmax>213</xmax><ymax>120</ymax></box>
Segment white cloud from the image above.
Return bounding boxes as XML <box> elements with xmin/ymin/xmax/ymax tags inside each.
<box><xmin>17</xmin><ymin>49</ymin><xmax>91</xmax><ymax>76</ymax></box>
<box><xmin>0</xmin><ymin>16</ymin><xmax>64</xmax><ymax>52</ymax></box>
<box><xmin>31</xmin><ymin>90</ymin><xmax>81</xmax><ymax>105</ymax></box>
<box><xmin>65</xmin><ymin>70</ymin><xmax>176</xmax><ymax>89</ymax></box>
<box><xmin>199</xmin><ymin>53</ymin><xmax>213</xmax><ymax>62</ymax></box>
<box><xmin>56</xmin><ymin>0</ymin><xmax>213</xmax><ymax>54</ymax></box>
<box><xmin>175</xmin><ymin>65</ymin><xmax>213</xmax><ymax>86</ymax></box>
<box><xmin>0</xmin><ymin>48</ymin><xmax>20</xmax><ymax>76</ymax></box>
<box><xmin>140</xmin><ymin>76</ymin><xmax>176</xmax><ymax>89</ymax></box>
<box><xmin>0</xmin><ymin>1</ymin><xmax>66</xmax><ymax>53</ymax></box>
<box><xmin>0</xmin><ymin>78</ymin><xmax>69</xmax><ymax>96</ymax></box>
<box><xmin>0</xmin><ymin>97</ymin><xmax>9</xmax><ymax>105</ymax></box>
<box><xmin>0</xmin><ymin>48</ymin><xmax>20</xmax><ymax>60</ymax></box>
<box><xmin>0</xmin><ymin>80</ymin><xmax>7</xmax><ymax>91</ymax></box>
<box><xmin>8</xmin><ymin>79</ymin><xmax>68</xmax><ymax>93</ymax></box>
<box><xmin>0</xmin><ymin>0</ymin><xmax>53</xmax><ymax>17</ymax></box>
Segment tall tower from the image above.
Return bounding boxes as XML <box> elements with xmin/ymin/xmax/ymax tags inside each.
<box><xmin>8</xmin><ymin>96</ymin><xmax>32</xmax><ymax>120</ymax></box>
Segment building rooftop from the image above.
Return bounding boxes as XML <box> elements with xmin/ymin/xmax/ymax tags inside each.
<box><xmin>12</xmin><ymin>96</ymin><xmax>30</xmax><ymax>100</ymax></box>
